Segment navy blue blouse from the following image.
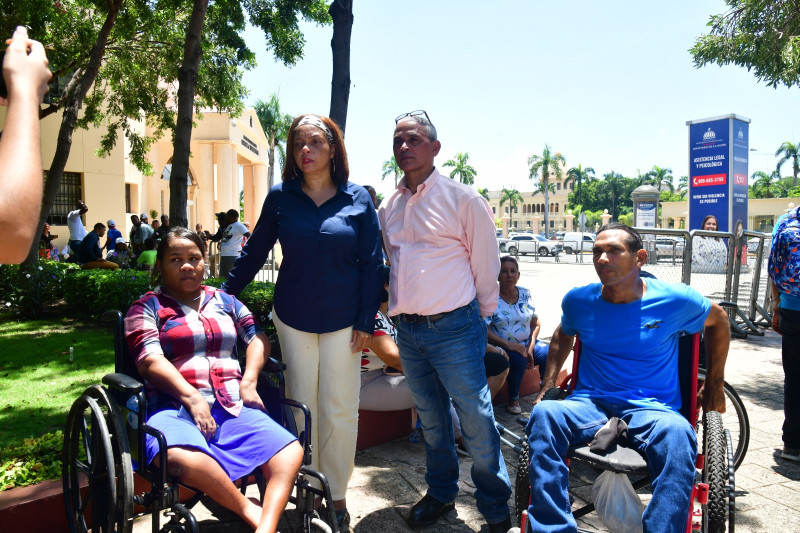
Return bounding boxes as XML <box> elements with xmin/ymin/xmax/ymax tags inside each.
<box><xmin>222</xmin><ymin>179</ymin><xmax>383</xmax><ymax>335</ymax></box>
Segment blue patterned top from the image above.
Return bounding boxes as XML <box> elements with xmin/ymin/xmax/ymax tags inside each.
<box><xmin>487</xmin><ymin>286</ymin><xmax>537</xmax><ymax>345</ymax></box>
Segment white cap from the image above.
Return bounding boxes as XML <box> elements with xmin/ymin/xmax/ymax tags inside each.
<box><xmin>116</xmin><ymin>237</ymin><xmax>126</xmax><ymax>245</ymax></box>
<box><xmin>107</xmin><ymin>219</ymin><xmax>116</xmax><ymax>226</ymax></box>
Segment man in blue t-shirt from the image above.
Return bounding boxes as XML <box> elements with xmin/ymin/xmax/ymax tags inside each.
<box><xmin>526</xmin><ymin>223</ymin><xmax>730</xmax><ymax>532</ymax></box>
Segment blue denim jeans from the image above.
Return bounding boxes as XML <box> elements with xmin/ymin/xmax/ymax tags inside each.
<box><xmin>525</xmin><ymin>396</ymin><xmax>697</xmax><ymax>532</ymax></box>
<box><xmin>395</xmin><ymin>299</ymin><xmax>512</xmax><ymax>524</ymax></box>
<box><xmin>507</xmin><ymin>341</ymin><xmax>549</xmax><ymax>400</ymax></box>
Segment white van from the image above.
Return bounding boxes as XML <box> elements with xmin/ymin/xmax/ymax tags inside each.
<box><xmin>559</xmin><ymin>232</ymin><xmax>595</xmax><ymax>254</ymax></box>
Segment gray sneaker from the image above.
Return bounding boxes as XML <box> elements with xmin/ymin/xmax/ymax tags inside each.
<box><xmin>781</xmin><ymin>447</ymin><xmax>800</xmax><ymax>462</ymax></box>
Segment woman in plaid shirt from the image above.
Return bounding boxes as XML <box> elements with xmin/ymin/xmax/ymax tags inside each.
<box><xmin>125</xmin><ymin>227</ymin><xmax>303</xmax><ymax>533</ymax></box>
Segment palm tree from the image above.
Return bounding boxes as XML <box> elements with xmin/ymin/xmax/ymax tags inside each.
<box><xmin>443</xmin><ymin>152</ymin><xmax>477</xmax><ymax>185</ymax></box>
<box><xmin>382</xmin><ymin>156</ymin><xmax>403</xmax><ymax>188</ymax></box>
<box><xmin>499</xmin><ymin>187</ymin><xmax>523</xmax><ymax>229</ymax></box>
<box><xmin>646</xmin><ymin>165</ymin><xmax>674</xmax><ymax>193</ymax></box>
<box><xmin>477</xmin><ymin>187</ymin><xmax>490</xmax><ymax>201</ymax></box>
<box><xmin>776</xmin><ymin>141</ymin><xmax>800</xmax><ymax>187</ymax></box>
<box><xmin>751</xmin><ymin>170</ymin><xmax>787</xmax><ymax>198</ymax></box>
<box><xmin>254</xmin><ymin>94</ymin><xmax>293</xmax><ymax>189</ymax></box>
<box><xmin>601</xmin><ymin>171</ymin><xmax>627</xmax><ymax>221</ymax></box>
<box><xmin>565</xmin><ymin>164</ymin><xmax>595</xmax><ymax>207</ymax></box>
<box><xmin>528</xmin><ymin>145</ymin><xmax>566</xmax><ymax>236</ymax></box>
<box><xmin>676</xmin><ymin>175</ymin><xmax>690</xmax><ymax>199</ymax></box>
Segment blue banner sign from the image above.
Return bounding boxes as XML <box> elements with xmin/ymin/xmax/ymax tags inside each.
<box><xmin>687</xmin><ymin>115</ymin><xmax>750</xmax><ymax>232</ymax></box>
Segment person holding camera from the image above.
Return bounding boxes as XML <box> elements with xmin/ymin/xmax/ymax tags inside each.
<box><xmin>0</xmin><ymin>26</ymin><xmax>52</xmax><ymax>263</ymax></box>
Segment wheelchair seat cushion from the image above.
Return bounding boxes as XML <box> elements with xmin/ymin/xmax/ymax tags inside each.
<box><xmin>569</xmin><ymin>443</ymin><xmax>649</xmax><ymax>475</ymax></box>
<box><xmin>144</xmin><ymin>402</ymin><xmax>297</xmax><ymax>481</ymax></box>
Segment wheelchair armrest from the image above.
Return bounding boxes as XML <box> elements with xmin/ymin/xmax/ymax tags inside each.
<box><xmin>263</xmin><ymin>357</ymin><xmax>286</xmax><ymax>373</ymax></box>
<box><xmin>102</xmin><ymin>372</ymin><xmax>144</xmax><ymax>395</ymax></box>
<box><xmin>281</xmin><ymin>398</ymin><xmax>313</xmax><ymax>465</ymax></box>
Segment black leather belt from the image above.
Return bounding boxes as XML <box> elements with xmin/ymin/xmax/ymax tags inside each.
<box><xmin>398</xmin><ymin>312</ymin><xmax>448</xmax><ymax>323</ymax></box>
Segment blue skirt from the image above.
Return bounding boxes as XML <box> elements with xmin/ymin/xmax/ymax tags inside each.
<box><xmin>144</xmin><ymin>402</ymin><xmax>297</xmax><ymax>481</ymax></box>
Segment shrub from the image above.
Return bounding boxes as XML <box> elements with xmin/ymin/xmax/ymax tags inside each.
<box><xmin>204</xmin><ymin>277</ymin><xmax>275</xmax><ymax>331</ymax></box>
<box><xmin>62</xmin><ymin>269</ymin><xmax>153</xmax><ymax>318</ymax></box>
<box><xmin>0</xmin><ymin>431</ymin><xmax>63</xmax><ymax>491</ymax></box>
<box><xmin>1</xmin><ymin>260</ymin><xmax>79</xmax><ymax>316</ymax></box>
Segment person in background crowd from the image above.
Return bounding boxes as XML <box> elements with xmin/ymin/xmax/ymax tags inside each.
<box><xmin>242</xmin><ymin>221</ymin><xmax>251</xmax><ymax>248</ymax></box>
<box><xmin>769</xmin><ymin>205</ymin><xmax>800</xmax><ymax>463</ymax></box>
<box><xmin>151</xmin><ymin>219</ymin><xmax>161</xmax><ymax>237</ymax></box>
<box><xmin>67</xmin><ymin>201</ymin><xmax>89</xmax><ymax>256</ymax></box>
<box><xmin>0</xmin><ymin>26</ymin><xmax>52</xmax><ymax>264</ymax></box>
<box><xmin>136</xmin><ymin>237</ymin><xmax>158</xmax><ymax>271</ymax></box>
<box><xmin>106</xmin><ymin>237</ymin><xmax>131</xmax><ymax>268</ymax></box>
<box><xmin>218</xmin><ymin>209</ymin><xmax>250</xmax><ymax>279</ymax></box>
<box><xmin>124</xmin><ymin>227</ymin><xmax>303</xmax><ymax>533</ymax></box>
<box><xmin>78</xmin><ymin>222</ymin><xmax>119</xmax><ymax>270</ymax></box>
<box><xmin>222</xmin><ymin>114</ymin><xmax>382</xmax><ymax>532</ymax></box>
<box><xmin>131</xmin><ymin>214</ymin><xmax>154</xmax><ymax>257</ymax></box>
<box><xmin>39</xmin><ymin>222</ymin><xmax>57</xmax><ymax>259</ymax></box>
<box><xmin>104</xmin><ymin>219</ymin><xmax>122</xmax><ymax>253</ymax></box>
<box><xmin>380</xmin><ymin>110</ymin><xmax>511</xmax><ymax>532</ymax></box>
<box><xmin>157</xmin><ymin>214</ymin><xmax>171</xmax><ymax>241</ymax></box>
<box><xmin>487</xmin><ymin>256</ymin><xmax>549</xmax><ymax>415</ymax></box>
<box><xmin>205</xmin><ymin>212</ymin><xmax>229</xmax><ymax>244</ymax></box>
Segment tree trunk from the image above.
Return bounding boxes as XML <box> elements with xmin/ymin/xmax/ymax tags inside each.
<box><xmin>169</xmin><ymin>0</ymin><xmax>209</xmax><ymax>229</ymax></box>
<box><xmin>543</xmin><ymin>178</ymin><xmax>550</xmax><ymax>237</ymax></box>
<box><xmin>267</xmin><ymin>138</ymin><xmax>276</xmax><ymax>189</ymax></box>
<box><xmin>328</xmin><ymin>0</ymin><xmax>353</xmax><ymax>133</ymax></box>
<box><xmin>21</xmin><ymin>0</ymin><xmax>123</xmax><ymax>267</ymax></box>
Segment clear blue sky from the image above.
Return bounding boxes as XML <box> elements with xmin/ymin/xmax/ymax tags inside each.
<box><xmin>240</xmin><ymin>1</ymin><xmax>800</xmax><ymax>200</ymax></box>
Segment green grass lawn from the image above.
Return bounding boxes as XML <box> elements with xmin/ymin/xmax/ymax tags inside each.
<box><xmin>0</xmin><ymin>316</ymin><xmax>114</xmax><ymax>449</ymax></box>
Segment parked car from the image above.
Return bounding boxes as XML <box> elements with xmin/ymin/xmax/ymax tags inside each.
<box><xmin>499</xmin><ymin>234</ymin><xmax>562</xmax><ymax>256</ymax></box>
<box><xmin>559</xmin><ymin>232</ymin><xmax>595</xmax><ymax>254</ymax></box>
<box><xmin>654</xmin><ymin>236</ymin><xmax>686</xmax><ymax>254</ymax></box>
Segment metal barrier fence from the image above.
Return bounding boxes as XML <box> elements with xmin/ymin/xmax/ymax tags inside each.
<box><xmin>636</xmin><ymin>227</ymin><xmax>770</xmax><ymax>338</ymax></box>
<box><xmin>207</xmin><ymin>240</ymin><xmax>277</xmax><ymax>282</ymax></box>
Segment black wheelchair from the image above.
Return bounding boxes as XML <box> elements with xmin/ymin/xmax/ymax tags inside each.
<box><xmin>61</xmin><ymin>311</ymin><xmax>339</xmax><ymax>532</ymax></box>
<box><xmin>509</xmin><ymin>333</ymin><xmax>736</xmax><ymax>533</ymax></box>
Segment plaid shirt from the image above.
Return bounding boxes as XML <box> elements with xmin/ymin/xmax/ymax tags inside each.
<box><xmin>125</xmin><ymin>286</ymin><xmax>262</xmax><ymax>416</ymax></box>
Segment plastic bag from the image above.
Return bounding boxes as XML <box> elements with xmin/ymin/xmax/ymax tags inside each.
<box><xmin>591</xmin><ymin>470</ymin><xmax>644</xmax><ymax>533</ymax></box>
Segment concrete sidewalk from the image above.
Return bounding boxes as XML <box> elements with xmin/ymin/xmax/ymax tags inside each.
<box><xmin>133</xmin><ymin>260</ymin><xmax>799</xmax><ymax>532</ymax></box>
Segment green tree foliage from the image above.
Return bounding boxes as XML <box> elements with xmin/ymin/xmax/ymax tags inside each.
<box><xmin>477</xmin><ymin>187</ymin><xmax>490</xmax><ymax>201</ymax></box>
<box><xmin>254</xmin><ymin>94</ymin><xmax>293</xmax><ymax>188</ymax></box>
<box><xmin>443</xmin><ymin>152</ymin><xmax>477</xmax><ymax>185</ymax></box>
<box><xmin>646</xmin><ymin>165</ymin><xmax>674</xmax><ymax>193</ymax></box>
<box><xmin>691</xmin><ymin>0</ymin><xmax>800</xmax><ymax>89</ymax></box>
<box><xmin>751</xmin><ymin>170</ymin><xmax>787</xmax><ymax>198</ymax></box>
<box><xmin>528</xmin><ymin>145</ymin><xmax>566</xmax><ymax>234</ymax></box>
<box><xmin>382</xmin><ymin>156</ymin><xmax>403</xmax><ymax>187</ymax></box>
<box><xmin>776</xmin><ymin>140</ymin><xmax>800</xmax><ymax>187</ymax></box>
<box><xmin>499</xmin><ymin>187</ymin><xmax>523</xmax><ymax>228</ymax></box>
<box><xmin>565</xmin><ymin>164</ymin><xmax>595</xmax><ymax>207</ymax></box>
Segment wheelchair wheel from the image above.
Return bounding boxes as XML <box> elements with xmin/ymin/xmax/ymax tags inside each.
<box><xmin>83</xmin><ymin>385</ymin><xmax>134</xmax><ymax>532</ymax></box>
<box><xmin>702</xmin><ymin>411</ymin><xmax>728</xmax><ymax>533</ymax></box>
<box><xmin>513</xmin><ymin>439</ymin><xmax>530</xmax><ymax>526</ymax></box>
<box><xmin>698</xmin><ymin>373</ymin><xmax>750</xmax><ymax>469</ymax></box>
<box><xmin>63</xmin><ymin>394</ymin><xmax>118</xmax><ymax>533</ymax></box>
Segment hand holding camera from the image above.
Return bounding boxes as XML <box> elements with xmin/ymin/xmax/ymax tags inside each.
<box><xmin>1</xmin><ymin>26</ymin><xmax>51</xmax><ymax>104</ymax></box>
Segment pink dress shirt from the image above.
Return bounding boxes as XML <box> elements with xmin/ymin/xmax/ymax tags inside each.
<box><xmin>379</xmin><ymin>168</ymin><xmax>500</xmax><ymax>318</ymax></box>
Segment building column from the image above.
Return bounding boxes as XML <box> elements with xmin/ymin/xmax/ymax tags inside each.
<box><xmin>214</xmin><ymin>143</ymin><xmax>233</xmax><ymax>213</ymax></box>
<box><xmin>253</xmin><ymin>163</ymin><xmax>268</xmax><ymax>221</ymax></box>
<box><xmin>197</xmin><ymin>143</ymin><xmax>215</xmax><ymax>232</ymax></box>
<box><xmin>242</xmin><ymin>165</ymin><xmax>254</xmax><ymax>225</ymax></box>
<box><xmin>230</xmin><ymin>145</ymin><xmax>240</xmax><ymax>215</ymax></box>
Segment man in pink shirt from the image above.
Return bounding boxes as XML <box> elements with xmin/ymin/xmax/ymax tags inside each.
<box><xmin>380</xmin><ymin>111</ymin><xmax>511</xmax><ymax>532</ymax></box>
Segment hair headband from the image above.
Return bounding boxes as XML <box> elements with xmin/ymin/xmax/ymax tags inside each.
<box><xmin>297</xmin><ymin>115</ymin><xmax>333</xmax><ymax>142</ymax></box>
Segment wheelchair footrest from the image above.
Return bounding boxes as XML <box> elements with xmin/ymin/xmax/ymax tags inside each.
<box><xmin>569</xmin><ymin>444</ymin><xmax>649</xmax><ymax>474</ymax></box>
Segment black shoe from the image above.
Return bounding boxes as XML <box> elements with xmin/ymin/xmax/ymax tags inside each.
<box><xmin>407</xmin><ymin>494</ymin><xmax>455</xmax><ymax>528</ymax></box>
<box><xmin>487</xmin><ymin>515</ymin><xmax>512</xmax><ymax>533</ymax></box>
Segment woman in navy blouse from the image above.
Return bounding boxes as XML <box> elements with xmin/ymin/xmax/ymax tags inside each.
<box><xmin>223</xmin><ymin>114</ymin><xmax>382</xmax><ymax>529</ymax></box>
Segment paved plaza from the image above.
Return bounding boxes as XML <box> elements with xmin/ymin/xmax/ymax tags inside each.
<box><xmin>132</xmin><ymin>258</ymin><xmax>799</xmax><ymax>532</ymax></box>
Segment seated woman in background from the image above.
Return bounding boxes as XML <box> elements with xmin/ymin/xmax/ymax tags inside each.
<box><xmin>136</xmin><ymin>237</ymin><xmax>158</xmax><ymax>270</ymax></box>
<box><xmin>106</xmin><ymin>237</ymin><xmax>131</xmax><ymax>268</ymax></box>
<box><xmin>124</xmin><ymin>227</ymin><xmax>303</xmax><ymax>533</ymax></box>
<box><xmin>487</xmin><ymin>256</ymin><xmax>548</xmax><ymax>415</ymax></box>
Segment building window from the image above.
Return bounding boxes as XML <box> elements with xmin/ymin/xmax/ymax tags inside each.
<box><xmin>125</xmin><ymin>183</ymin><xmax>139</xmax><ymax>214</ymax></box>
<box><xmin>557</xmin><ymin>182</ymin><xmax>561</xmax><ymax>190</ymax></box>
<box><xmin>514</xmin><ymin>206</ymin><xmax>518</xmax><ymax>213</ymax></box>
<box><xmin>250</xmin><ymin>116</ymin><xmax>253</xmax><ymax>128</ymax></box>
<box><xmin>555</xmin><ymin>203</ymin><xmax>559</xmax><ymax>213</ymax></box>
<box><xmin>492</xmin><ymin>206</ymin><xmax>496</xmax><ymax>214</ymax></box>
<box><xmin>505</xmin><ymin>206</ymin><xmax>508</xmax><ymax>213</ymax></box>
<box><xmin>45</xmin><ymin>171</ymin><xmax>82</xmax><ymax>226</ymax></box>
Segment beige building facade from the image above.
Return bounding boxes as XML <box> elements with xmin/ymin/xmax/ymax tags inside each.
<box><xmin>660</xmin><ymin>197</ymin><xmax>800</xmax><ymax>234</ymax></box>
<box><xmin>0</xmin><ymin>106</ymin><xmax>272</xmax><ymax>253</ymax></box>
<box><xmin>485</xmin><ymin>167</ymin><xmax>575</xmax><ymax>235</ymax></box>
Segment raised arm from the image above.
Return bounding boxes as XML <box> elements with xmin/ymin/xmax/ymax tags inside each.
<box><xmin>0</xmin><ymin>27</ymin><xmax>52</xmax><ymax>263</ymax></box>
<box><xmin>532</xmin><ymin>324</ymin><xmax>575</xmax><ymax>405</ymax></box>
<box><xmin>702</xmin><ymin>301</ymin><xmax>730</xmax><ymax>413</ymax></box>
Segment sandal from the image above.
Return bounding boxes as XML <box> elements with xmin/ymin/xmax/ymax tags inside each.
<box><xmin>507</xmin><ymin>402</ymin><xmax>522</xmax><ymax>415</ymax></box>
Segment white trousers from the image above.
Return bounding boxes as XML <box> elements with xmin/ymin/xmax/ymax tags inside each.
<box><xmin>273</xmin><ymin>310</ymin><xmax>360</xmax><ymax>500</ymax></box>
